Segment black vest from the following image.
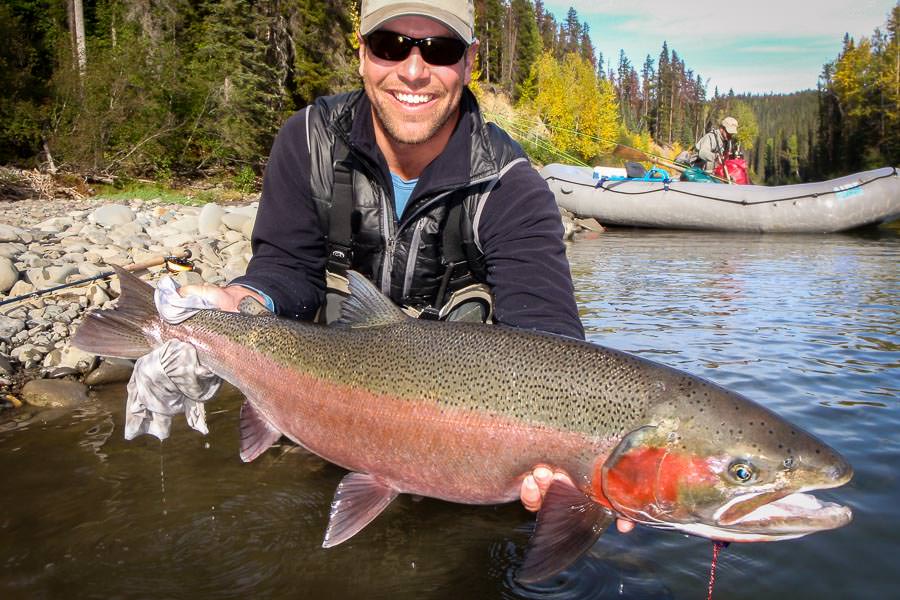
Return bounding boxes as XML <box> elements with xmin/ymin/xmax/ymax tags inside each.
<box><xmin>306</xmin><ymin>89</ymin><xmax>527</xmax><ymax>310</ymax></box>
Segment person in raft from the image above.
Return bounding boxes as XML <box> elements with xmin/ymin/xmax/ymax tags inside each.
<box><xmin>142</xmin><ymin>0</ymin><xmax>632</xmax><ymax>530</ymax></box>
<box><xmin>692</xmin><ymin>116</ymin><xmax>739</xmax><ymax>173</ymax></box>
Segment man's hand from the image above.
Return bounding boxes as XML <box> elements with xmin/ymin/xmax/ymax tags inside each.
<box><xmin>520</xmin><ymin>466</ymin><xmax>634</xmax><ymax>534</ymax></box>
<box><xmin>178</xmin><ymin>284</ymin><xmax>266</xmax><ymax>313</ymax></box>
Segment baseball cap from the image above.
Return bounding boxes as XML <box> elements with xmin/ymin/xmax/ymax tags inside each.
<box><xmin>721</xmin><ymin>116</ymin><xmax>738</xmax><ymax>134</ymax></box>
<box><xmin>359</xmin><ymin>0</ymin><xmax>476</xmax><ymax>45</ymax></box>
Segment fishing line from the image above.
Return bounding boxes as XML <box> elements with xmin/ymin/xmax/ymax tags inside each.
<box><xmin>706</xmin><ymin>540</ymin><xmax>729</xmax><ymax>600</ymax></box>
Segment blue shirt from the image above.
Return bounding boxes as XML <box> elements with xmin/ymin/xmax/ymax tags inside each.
<box><xmin>391</xmin><ymin>172</ymin><xmax>418</xmax><ymax>219</ymax></box>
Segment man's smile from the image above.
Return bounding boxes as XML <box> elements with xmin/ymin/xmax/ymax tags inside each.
<box><xmin>391</xmin><ymin>91</ymin><xmax>436</xmax><ymax>106</ymax></box>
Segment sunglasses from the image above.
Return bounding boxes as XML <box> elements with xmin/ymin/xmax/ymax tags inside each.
<box><xmin>365</xmin><ymin>30</ymin><xmax>468</xmax><ymax>66</ymax></box>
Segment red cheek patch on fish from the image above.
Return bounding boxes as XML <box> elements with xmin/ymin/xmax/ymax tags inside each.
<box><xmin>597</xmin><ymin>446</ymin><xmax>718</xmax><ymax>518</ymax></box>
<box><xmin>596</xmin><ymin>446</ymin><xmax>667</xmax><ymax>515</ymax></box>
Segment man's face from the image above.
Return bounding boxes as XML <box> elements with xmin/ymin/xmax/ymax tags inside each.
<box><xmin>359</xmin><ymin>16</ymin><xmax>477</xmax><ymax>146</ymax></box>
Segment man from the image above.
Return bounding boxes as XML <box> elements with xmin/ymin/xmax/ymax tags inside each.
<box><xmin>164</xmin><ymin>0</ymin><xmax>630</xmax><ymax>530</ymax></box>
<box><xmin>192</xmin><ymin>0</ymin><xmax>582</xmax><ymax>341</ymax></box>
<box><xmin>692</xmin><ymin>116</ymin><xmax>738</xmax><ymax>173</ymax></box>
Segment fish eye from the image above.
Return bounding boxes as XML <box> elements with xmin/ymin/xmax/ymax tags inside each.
<box><xmin>783</xmin><ymin>457</ymin><xmax>795</xmax><ymax>470</ymax></box>
<box><xmin>729</xmin><ymin>461</ymin><xmax>756</xmax><ymax>483</ymax></box>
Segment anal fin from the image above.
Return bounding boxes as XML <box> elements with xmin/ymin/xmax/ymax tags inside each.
<box><xmin>239</xmin><ymin>400</ymin><xmax>283</xmax><ymax>462</ymax></box>
<box><xmin>322</xmin><ymin>472</ymin><xmax>398</xmax><ymax>548</ymax></box>
<box><xmin>517</xmin><ymin>480</ymin><xmax>615</xmax><ymax>584</ymax></box>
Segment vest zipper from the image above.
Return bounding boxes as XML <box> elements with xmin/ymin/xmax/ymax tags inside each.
<box><xmin>402</xmin><ymin>220</ymin><xmax>427</xmax><ymax>298</ymax></box>
<box><xmin>346</xmin><ymin>142</ymin><xmax>500</xmax><ymax>297</ymax></box>
<box><xmin>380</xmin><ymin>192</ymin><xmax>396</xmax><ymax>294</ymax></box>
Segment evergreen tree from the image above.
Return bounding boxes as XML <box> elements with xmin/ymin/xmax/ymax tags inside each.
<box><xmin>1</xmin><ymin>0</ymin><xmax>68</xmax><ymax>165</ymax></box>
<box><xmin>563</xmin><ymin>7</ymin><xmax>581</xmax><ymax>55</ymax></box>
<box><xmin>475</xmin><ymin>0</ymin><xmax>506</xmax><ymax>85</ymax></box>
<box><xmin>640</xmin><ymin>54</ymin><xmax>655</xmax><ymax>132</ymax></box>
<box><xmin>508</xmin><ymin>0</ymin><xmax>541</xmax><ymax>100</ymax></box>
<box><xmin>186</xmin><ymin>0</ymin><xmax>283</xmax><ymax>170</ymax></box>
<box><xmin>654</xmin><ymin>42</ymin><xmax>671</xmax><ymax>143</ymax></box>
<box><xmin>290</xmin><ymin>0</ymin><xmax>358</xmax><ymax>106</ymax></box>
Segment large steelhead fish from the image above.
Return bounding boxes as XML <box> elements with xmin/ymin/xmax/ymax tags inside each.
<box><xmin>74</xmin><ymin>267</ymin><xmax>852</xmax><ymax>582</ymax></box>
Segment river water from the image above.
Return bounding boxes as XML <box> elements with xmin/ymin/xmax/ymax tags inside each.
<box><xmin>1</xmin><ymin>229</ymin><xmax>897</xmax><ymax>599</ymax></box>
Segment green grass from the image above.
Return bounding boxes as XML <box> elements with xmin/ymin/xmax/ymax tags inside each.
<box><xmin>92</xmin><ymin>180</ymin><xmax>253</xmax><ymax>206</ymax></box>
<box><xmin>93</xmin><ymin>183</ymin><xmax>201</xmax><ymax>205</ymax></box>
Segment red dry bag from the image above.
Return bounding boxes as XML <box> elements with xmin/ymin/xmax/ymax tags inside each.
<box><xmin>715</xmin><ymin>158</ymin><xmax>750</xmax><ymax>184</ymax></box>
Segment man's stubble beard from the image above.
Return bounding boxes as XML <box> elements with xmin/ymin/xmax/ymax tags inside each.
<box><xmin>365</xmin><ymin>79</ymin><xmax>462</xmax><ymax>146</ymax></box>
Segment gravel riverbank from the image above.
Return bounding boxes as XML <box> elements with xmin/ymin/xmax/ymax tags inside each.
<box><xmin>0</xmin><ymin>196</ymin><xmax>259</xmax><ymax>410</ymax></box>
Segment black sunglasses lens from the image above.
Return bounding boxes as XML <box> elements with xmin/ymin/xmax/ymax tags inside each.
<box><xmin>367</xmin><ymin>31</ymin><xmax>413</xmax><ymax>61</ymax></box>
<box><xmin>419</xmin><ymin>38</ymin><xmax>467</xmax><ymax>66</ymax></box>
<box><xmin>366</xmin><ymin>31</ymin><xmax>466</xmax><ymax>66</ymax></box>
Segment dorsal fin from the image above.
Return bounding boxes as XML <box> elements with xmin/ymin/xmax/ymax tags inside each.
<box><xmin>238</xmin><ymin>295</ymin><xmax>270</xmax><ymax>316</ymax></box>
<box><xmin>334</xmin><ymin>271</ymin><xmax>409</xmax><ymax>328</ymax></box>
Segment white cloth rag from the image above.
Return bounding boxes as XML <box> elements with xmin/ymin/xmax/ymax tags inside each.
<box><xmin>123</xmin><ymin>276</ymin><xmax>223</xmax><ymax>441</ymax></box>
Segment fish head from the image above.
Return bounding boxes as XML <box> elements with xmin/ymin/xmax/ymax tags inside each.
<box><xmin>594</xmin><ymin>381</ymin><xmax>853</xmax><ymax>542</ymax></box>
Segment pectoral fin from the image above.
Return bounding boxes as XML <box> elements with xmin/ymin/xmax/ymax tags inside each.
<box><xmin>517</xmin><ymin>480</ymin><xmax>615</xmax><ymax>584</ymax></box>
<box><xmin>239</xmin><ymin>400</ymin><xmax>283</xmax><ymax>462</ymax></box>
<box><xmin>322</xmin><ymin>472</ymin><xmax>398</xmax><ymax>548</ymax></box>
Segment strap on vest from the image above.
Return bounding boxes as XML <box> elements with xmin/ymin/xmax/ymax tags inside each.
<box><xmin>435</xmin><ymin>200</ymin><xmax>483</xmax><ymax>309</ymax></box>
<box><xmin>328</xmin><ymin>137</ymin><xmax>354</xmax><ymax>274</ymax></box>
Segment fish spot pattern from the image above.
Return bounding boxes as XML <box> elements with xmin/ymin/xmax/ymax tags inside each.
<box><xmin>185</xmin><ymin>312</ymin><xmax>697</xmax><ymax>438</ymax></box>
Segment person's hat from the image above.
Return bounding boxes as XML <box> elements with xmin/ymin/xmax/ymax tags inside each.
<box><xmin>721</xmin><ymin>116</ymin><xmax>738</xmax><ymax>135</ymax></box>
<box><xmin>359</xmin><ymin>0</ymin><xmax>475</xmax><ymax>45</ymax></box>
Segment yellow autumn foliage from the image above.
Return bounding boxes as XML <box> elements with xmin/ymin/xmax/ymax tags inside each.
<box><xmin>520</xmin><ymin>52</ymin><xmax>619</xmax><ymax>162</ymax></box>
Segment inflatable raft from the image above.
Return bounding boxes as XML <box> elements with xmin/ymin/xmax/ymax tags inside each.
<box><xmin>541</xmin><ymin>164</ymin><xmax>900</xmax><ymax>233</ymax></box>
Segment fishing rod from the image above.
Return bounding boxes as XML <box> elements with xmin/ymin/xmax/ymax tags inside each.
<box><xmin>610</xmin><ymin>144</ymin><xmax>730</xmax><ymax>184</ymax></box>
<box><xmin>0</xmin><ymin>248</ymin><xmax>194</xmax><ymax>308</ymax></box>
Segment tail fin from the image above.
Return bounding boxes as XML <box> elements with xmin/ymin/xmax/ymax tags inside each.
<box><xmin>72</xmin><ymin>265</ymin><xmax>159</xmax><ymax>359</ymax></box>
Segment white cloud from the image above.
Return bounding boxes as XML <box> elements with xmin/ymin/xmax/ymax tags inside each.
<box><xmin>703</xmin><ymin>66</ymin><xmax>821</xmax><ymax>95</ymax></box>
<box><xmin>554</xmin><ymin>0</ymin><xmax>896</xmax><ymax>41</ymax></box>
<box><xmin>739</xmin><ymin>45</ymin><xmax>828</xmax><ymax>55</ymax></box>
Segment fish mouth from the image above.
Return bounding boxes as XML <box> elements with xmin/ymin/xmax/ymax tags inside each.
<box><xmin>701</xmin><ymin>488</ymin><xmax>853</xmax><ymax>542</ymax></box>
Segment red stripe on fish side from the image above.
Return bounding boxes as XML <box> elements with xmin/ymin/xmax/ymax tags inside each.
<box><xmin>184</xmin><ymin>329</ymin><xmax>610</xmax><ymax>505</ymax></box>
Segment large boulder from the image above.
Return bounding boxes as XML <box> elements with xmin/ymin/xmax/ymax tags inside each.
<box><xmin>21</xmin><ymin>378</ymin><xmax>90</xmax><ymax>408</ymax></box>
<box><xmin>0</xmin><ymin>256</ymin><xmax>19</xmax><ymax>293</ymax></box>
<box><xmin>92</xmin><ymin>204</ymin><xmax>136</xmax><ymax>227</ymax></box>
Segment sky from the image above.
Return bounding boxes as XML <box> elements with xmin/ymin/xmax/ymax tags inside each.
<box><xmin>541</xmin><ymin>0</ymin><xmax>898</xmax><ymax>94</ymax></box>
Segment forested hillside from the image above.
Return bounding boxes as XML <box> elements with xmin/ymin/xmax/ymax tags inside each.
<box><xmin>1</xmin><ymin>1</ymin><xmax>897</xmax><ymax>185</ymax></box>
<box><xmin>816</xmin><ymin>7</ymin><xmax>900</xmax><ymax>177</ymax></box>
<box><xmin>737</xmin><ymin>91</ymin><xmax>818</xmax><ymax>185</ymax></box>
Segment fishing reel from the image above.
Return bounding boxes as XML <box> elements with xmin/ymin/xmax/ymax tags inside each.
<box><xmin>164</xmin><ymin>249</ymin><xmax>195</xmax><ymax>273</ymax></box>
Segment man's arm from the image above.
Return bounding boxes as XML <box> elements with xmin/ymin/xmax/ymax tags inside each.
<box><xmin>476</xmin><ymin>161</ymin><xmax>585</xmax><ymax>340</ymax></box>
<box><xmin>229</xmin><ymin>108</ymin><xmax>328</xmax><ymax>320</ymax></box>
